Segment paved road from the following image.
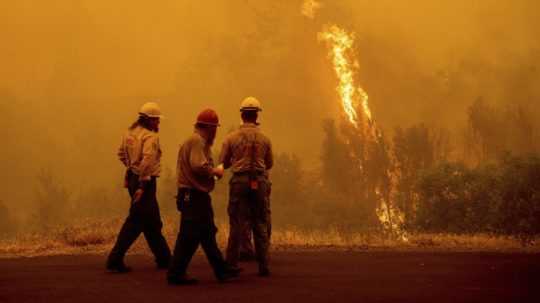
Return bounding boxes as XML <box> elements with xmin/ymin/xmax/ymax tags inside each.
<box><xmin>0</xmin><ymin>251</ymin><xmax>538</xmax><ymax>303</ymax></box>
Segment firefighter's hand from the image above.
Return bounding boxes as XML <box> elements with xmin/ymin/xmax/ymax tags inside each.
<box><xmin>213</xmin><ymin>165</ymin><xmax>224</xmax><ymax>179</ymax></box>
<box><xmin>133</xmin><ymin>189</ymin><xmax>144</xmax><ymax>204</ymax></box>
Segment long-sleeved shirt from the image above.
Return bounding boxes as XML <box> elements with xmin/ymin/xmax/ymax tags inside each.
<box><xmin>117</xmin><ymin>125</ymin><xmax>162</xmax><ymax>182</ymax></box>
<box><xmin>219</xmin><ymin>123</ymin><xmax>273</xmax><ymax>175</ymax></box>
<box><xmin>176</xmin><ymin>131</ymin><xmax>215</xmax><ymax>192</ymax></box>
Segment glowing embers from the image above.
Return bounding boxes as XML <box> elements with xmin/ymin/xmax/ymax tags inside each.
<box><xmin>376</xmin><ymin>191</ymin><xmax>408</xmax><ymax>242</ymax></box>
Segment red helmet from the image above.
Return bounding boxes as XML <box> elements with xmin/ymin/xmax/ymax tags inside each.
<box><xmin>196</xmin><ymin>109</ymin><xmax>220</xmax><ymax>126</ymax></box>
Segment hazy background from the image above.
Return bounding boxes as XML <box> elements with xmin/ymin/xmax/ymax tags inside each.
<box><xmin>1</xmin><ymin>0</ymin><xmax>539</xmax><ymax>225</ymax></box>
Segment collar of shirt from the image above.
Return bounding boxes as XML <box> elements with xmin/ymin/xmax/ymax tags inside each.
<box><xmin>240</xmin><ymin>122</ymin><xmax>259</xmax><ymax>129</ymax></box>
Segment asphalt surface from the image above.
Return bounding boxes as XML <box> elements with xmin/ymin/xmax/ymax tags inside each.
<box><xmin>0</xmin><ymin>251</ymin><xmax>538</xmax><ymax>303</ymax></box>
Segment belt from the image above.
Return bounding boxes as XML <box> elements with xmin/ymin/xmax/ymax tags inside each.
<box><xmin>233</xmin><ymin>171</ymin><xmax>265</xmax><ymax>176</ymax></box>
<box><xmin>128</xmin><ymin>170</ymin><xmax>157</xmax><ymax>180</ymax></box>
<box><xmin>179</xmin><ymin>187</ymin><xmax>209</xmax><ymax>195</ymax></box>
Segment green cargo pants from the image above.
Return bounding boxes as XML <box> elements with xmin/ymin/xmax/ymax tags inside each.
<box><xmin>225</xmin><ymin>174</ymin><xmax>271</xmax><ymax>271</ymax></box>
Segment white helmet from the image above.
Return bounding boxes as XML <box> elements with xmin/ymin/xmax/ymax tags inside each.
<box><xmin>139</xmin><ymin>102</ymin><xmax>164</xmax><ymax>118</ymax></box>
<box><xmin>240</xmin><ymin>96</ymin><xmax>262</xmax><ymax>112</ymax></box>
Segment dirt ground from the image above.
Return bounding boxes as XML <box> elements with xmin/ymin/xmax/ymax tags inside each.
<box><xmin>0</xmin><ymin>251</ymin><xmax>538</xmax><ymax>303</ymax></box>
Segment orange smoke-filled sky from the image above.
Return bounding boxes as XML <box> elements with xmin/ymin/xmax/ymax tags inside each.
<box><xmin>1</xmin><ymin>0</ymin><xmax>539</xmax><ymax>210</ymax></box>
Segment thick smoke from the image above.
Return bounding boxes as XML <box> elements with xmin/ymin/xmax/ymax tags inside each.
<box><xmin>1</xmin><ymin>0</ymin><xmax>539</xmax><ymax>227</ymax></box>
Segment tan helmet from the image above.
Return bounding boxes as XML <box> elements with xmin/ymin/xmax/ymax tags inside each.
<box><xmin>139</xmin><ymin>102</ymin><xmax>164</xmax><ymax>118</ymax></box>
<box><xmin>240</xmin><ymin>96</ymin><xmax>262</xmax><ymax>112</ymax></box>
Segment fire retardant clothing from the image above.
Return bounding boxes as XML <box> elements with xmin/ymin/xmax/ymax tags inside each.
<box><xmin>219</xmin><ymin>123</ymin><xmax>273</xmax><ymax>271</ymax></box>
<box><xmin>117</xmin><ymin>125</ymin><xmax>162</xmax><ymax>182</ymax></box>
<box><xmin>107</xmin><ymin>125</ymin><xmax>171</xmax><ymax>269</ymax></box>
<box><xmin>168</xmin><ymin>131</ymin><xmax>231</xmax><ymax>281</ymax></box>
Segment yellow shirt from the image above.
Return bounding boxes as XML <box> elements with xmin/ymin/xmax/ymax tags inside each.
<box><xmin>176</xmin><ymin>131</ymin><xmax>215</xmax><ymax>192</ymax></box>
<box><xmin>117</xmin><ymin>125</ymin><xmax>162</xmax><ymax>181</ymax></box>
<box><xmin>219</xmin><ymin>123</ymin><xmax>273</xmax><ymax>175</ymax></box>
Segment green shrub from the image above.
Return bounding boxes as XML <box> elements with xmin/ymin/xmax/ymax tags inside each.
<box><xmin>414</xmin><ymin>155</ymin><xmax>540</xmax><ymax>242</ymax></box>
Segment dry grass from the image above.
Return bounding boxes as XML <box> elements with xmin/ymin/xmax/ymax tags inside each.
<box><xmin>1</xmin><ymin>217</ymin><xmax>538</xmax><ymax>258</ymax></box>
<box><xmin>269</xmin><ymin>227</ymin><xmax>540</xmax><ymax>253</ymax></box>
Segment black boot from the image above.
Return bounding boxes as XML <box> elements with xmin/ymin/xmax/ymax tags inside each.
<box><xmin>168</xmin><ymin>274</ymin><xmax>199</xmax><ymax>285</ymax></box>
<box><xmin>258</xmin><ymin>266</ymin><xmax>270</xmax><ymax>277</ymax></box>
<box><xmin>106</xmin><ymin>263</ymin><xmax>132</xmax><ymax>273</ymax></box>
<box><xmin>216</xmin><ymin>264</ymin><xmax>242</xmax><ymax>282</ymax></box>
<box><xmin>156</xmin><ymin>261</ymin><xmax>170</xmax><ymax>270</ymax></box>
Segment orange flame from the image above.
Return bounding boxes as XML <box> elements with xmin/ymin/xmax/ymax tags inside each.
<box><xmin>318</xmin><ymin>25</ymin><xmax>372</xmax><ymax>129</ymax></box>
<box><xmin>319</xmin><ymin>24</ymin><xmax>407</xmax><ymax>241</ymax></box>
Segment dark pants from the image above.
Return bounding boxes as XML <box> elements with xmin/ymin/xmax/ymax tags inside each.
<box><xmin>168</xmin><ymin>188</ymin><xmax>228</xmax><ymax>280</ymax></box>
<box><xmin>226</xmin><ymin>174</ymin><xmax>271</xmax><ymax>271</ymax></box>
<box><xmin>239</xmin><ymin>225</ymin><xmax>255</xmax><ymax>259</ymax></box>
<box><xmin>107</xmin><ymin>172</ymin><xmax>171</xmax><ymax>268</ymax></box>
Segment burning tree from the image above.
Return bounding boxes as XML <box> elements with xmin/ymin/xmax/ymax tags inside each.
<box><xmin>317</xmin><ymin>24</ymin><xmax>405</xmax><ymax>239</ymax></box>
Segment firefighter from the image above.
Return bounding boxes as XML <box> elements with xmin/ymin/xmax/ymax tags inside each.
<box><xmin>219</xmin><ymin>97</ymin><xmax>273</xmax><ymax>276</ymax></box>
<box><xmin>106</xmin><ymin>102</ymin><xmax>171</xmax><ymax>273</ymax></box>
<box><xmin>167</xmin><ymin>109</ymin><xmax>240</xmax><ymax>285</ymax></box>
